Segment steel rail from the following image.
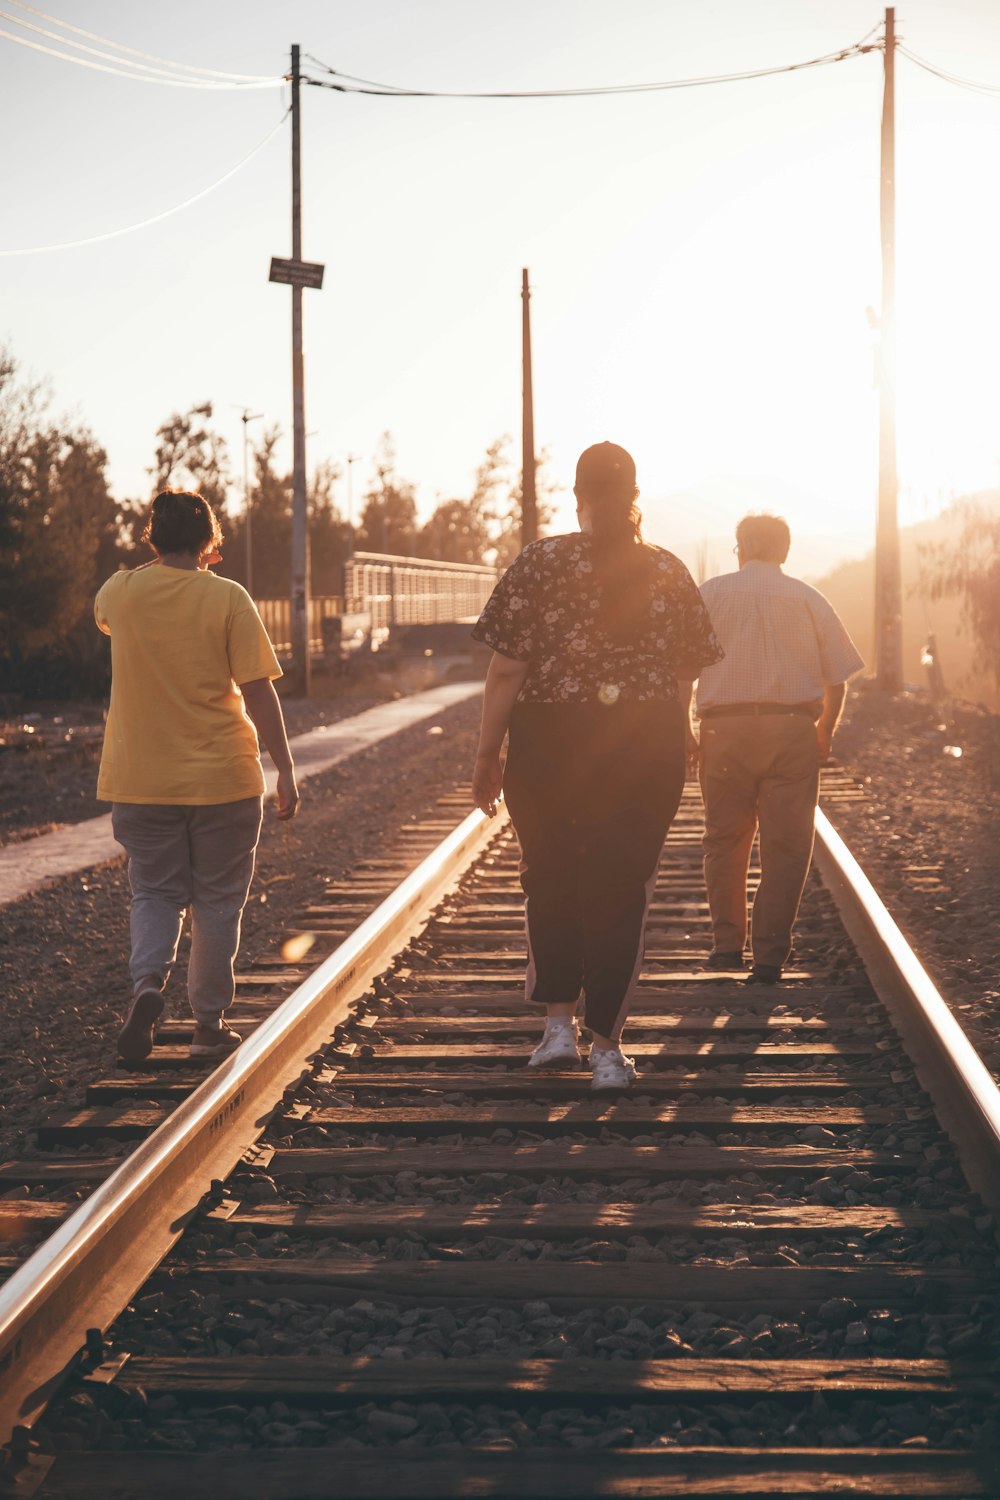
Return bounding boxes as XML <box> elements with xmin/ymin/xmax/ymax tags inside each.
<box><xmin>0</xmin><ymin>802</ymin><xmax>508</xmax><ymax>1452</ymax></box>
<box><xmin>814</xmin><ymin>806</ymin><xmax>1000</xmax><ymax>1216</ymax></box>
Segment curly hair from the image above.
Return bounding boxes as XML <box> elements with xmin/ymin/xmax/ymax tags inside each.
<box><xmin>142</xmin><ymin>490</ymin><xmax>223</xmax><ymax>556</ymax></box>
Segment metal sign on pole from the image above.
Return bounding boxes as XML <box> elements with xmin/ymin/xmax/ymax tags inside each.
<box><xmin>875</xmin><ymin>7</ymin><xmax>903</xmax><ymax>693</ymax></box>
<box><xmin>269</xmin><ymin>256</ymin><xmax>325</xmax><ymax>290</ymax></box>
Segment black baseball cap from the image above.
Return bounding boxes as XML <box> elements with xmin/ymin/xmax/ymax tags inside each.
<box><xmin>574</xmin><ymin>441</ymin><xmax>636</xmax><ymax>493</ymax></box>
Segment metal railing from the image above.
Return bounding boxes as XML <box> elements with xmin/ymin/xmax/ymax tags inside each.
<box><xmin>255</xmin><ymin>596</ymin><xmax>344</xmax><ymax>657</ymax></box>
<box><xmin>813</xmin><ymin>808</ymin><xmax>1000</xmax><ymax>1215</ymax></box>
<box><xmin>5</xmin><ymin>793</ymin><xmax>1000</xmax><ymax>1455</ymax></box>
<box><xmin>255</xmin><ymin>556</ymin><xmax>498</xmax><ymax>656</ymax></box>
<box><xmin>0</xmin><ymin>803</ymin><xmax>508</xmax><ymax>1451</ymax></box>
<box><xmin>345</xmin><ymin>552</ymin><xmax>497</xmax><ymax>632</ymax></box>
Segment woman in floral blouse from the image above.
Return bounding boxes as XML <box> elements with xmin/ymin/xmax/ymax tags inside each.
<box><xmin>471</xmin><ymin>442</ymin><xmax>722</xmax><ymax>1091</ymax></box>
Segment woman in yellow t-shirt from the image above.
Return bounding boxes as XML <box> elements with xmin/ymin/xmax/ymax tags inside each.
<box><xmin>96</xmin><ymin>490</ymin><xmax>299</xmax><ymax>1066</ymax></box>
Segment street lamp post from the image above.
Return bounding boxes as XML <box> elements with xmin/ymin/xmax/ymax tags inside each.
<box><xmin>240</xmin><ymin>409</ymin><xmax>263</xmax><ymax>596</ymax></box>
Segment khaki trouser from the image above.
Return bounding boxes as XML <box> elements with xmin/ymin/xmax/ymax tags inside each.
<box><xmin>112</xmin><ymin>797</ymin><xmax>263</xmax><ymax>1026</ymax></box>
<box><xmin>698</xmin><ymin>715</ymin><xmax>819</xmax><ymax>970</ymax></box>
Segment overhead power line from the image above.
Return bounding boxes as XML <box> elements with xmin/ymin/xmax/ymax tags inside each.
<box><xmin>899</xmin><ymin>44</ymin><xmax>1000</xmax><ymax>97</ymax></box>
<box><xmin>4</xmin><ymin>0</ymin><xmax>279</xmax><ymax>80</ymax></box>
<box><xmin>0</xmin><ymin>10</ymin><xmax>285</xmax><ymax>88</ymax></box>
<box><xmin>302</xmin><ymin>30</ymin><xmax>881</xmax><ymax>99</ymax></box>
<box><xmin>0</xmin><ymin>111</ymin><xmax>288</xmax><ymax>256</ymax></box>
<box><xmin>0</xmin><ymin>5</ymin><xmax>274</xmax><ymax>86</ymax></box>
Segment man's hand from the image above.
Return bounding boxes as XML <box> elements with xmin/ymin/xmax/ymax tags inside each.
<box><xmin>275</xmin><ymin>768</ymin><xmax>300</xmax><ymax>820</ymax></box>
<box><xmin>472</xmin><ymin>751</ymin><xmax>503</xmax><ymax>817</ymax></box>
<box><xmin>817</xmin><ymin>683</ymin><xmax>847</xmax><ymax>765</ymax></box>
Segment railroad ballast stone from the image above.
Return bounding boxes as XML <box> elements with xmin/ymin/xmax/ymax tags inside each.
<box><xmin>0</xmin><ymin>692</ymin><xmax>483</xmax><ymax>1163</ymax></box>
<box><xmin>37</xmin><ymin>1389</ymin><xmax>1000</xmax><ymax>1454</ymax></box>
<box><xmin>16</xmin><ymin>685</ymin><xmax>1000</xmax><ymax>1485</ymax></box>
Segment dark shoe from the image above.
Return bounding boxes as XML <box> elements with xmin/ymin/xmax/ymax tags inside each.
<box><xmin>118</xmin><ymin>987</ymin><xmax>164</xmax><ymax>1065</ymax></box>
<box><xmin>189</xmin><ymin>1021</ymin><xmax>243</xmax><ymax>1060</ymax></box>
<box><xmin>706</xmin><ymin>950</ymin><xmax>745</xmax><ymax>970</ymax></box>
<box><xmin>745</xmin><ymin>964</ymin><xmax>782</xmax><ymax>986</ymax></box>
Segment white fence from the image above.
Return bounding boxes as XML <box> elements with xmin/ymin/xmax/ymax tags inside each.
<box><xmin>343</xmin><ymin>552</ymin><xmax>498</xmax><ymax>632</ymax></box>
<box><xmin>256</xmin><ymin>552</ymin><xmax>498</xmax><ymax>655</ymax></box>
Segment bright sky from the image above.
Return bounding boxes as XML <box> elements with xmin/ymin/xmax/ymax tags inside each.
<box><xmin>3</xmin><ymin>0</ymin><xmax>1000</xmax><ymax>580</ymax></box>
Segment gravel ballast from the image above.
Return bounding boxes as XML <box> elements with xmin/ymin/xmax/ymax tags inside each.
<box><xmin>7</xmin><ymin>681</ymin><xmax>1000</xmax><ymax>1475</ymax></box>
<box><xmin>0</xmin><ymin>688</ymin><xmax>482</xmax><ymax>1163</ymax></box>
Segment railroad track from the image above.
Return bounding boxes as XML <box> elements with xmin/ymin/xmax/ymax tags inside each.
<box><xmin>1</xmin><ymin>773</ymin><xmax>999</xmax><ymax>1497</ymax></box>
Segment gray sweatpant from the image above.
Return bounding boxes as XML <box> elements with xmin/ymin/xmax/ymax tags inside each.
<box><xmin>112</xmin><ymin>798</ymin><xmax>263</xmax><ymax>1026</ymax></box>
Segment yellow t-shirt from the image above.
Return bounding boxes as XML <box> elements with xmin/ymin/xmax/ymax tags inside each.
<box><xmin>95</xmin><ymin>564</ymin><xmax>282</xmax><ymax>805</ymax></box>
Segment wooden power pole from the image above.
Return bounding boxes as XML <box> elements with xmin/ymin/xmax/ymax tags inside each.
<box><xmin>520</xmin><ymin>268</ymin><xmax>537</xmax><ymax>547</ymax></box>
<box><xmin>270</xmin><ymin>50</ymin><xmax>324</xmax><ymax>693</ymax></box>
<box><xmin>288</xmin><ymin>43</ymin><xmax>310</xmax><ymax>696</ymax></box>
<box><xmin>875</xmin><ymin>7</ymin><xmax>902</xmax><ymax>692</ymax></box>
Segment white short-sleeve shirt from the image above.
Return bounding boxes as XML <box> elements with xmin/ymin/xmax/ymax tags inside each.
<box><xmin>695</xmin><ymin>561</ymin><xmax>864</xmax><ymax>712</ymax></box>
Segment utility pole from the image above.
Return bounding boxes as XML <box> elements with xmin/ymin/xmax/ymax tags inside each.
<box><xmin>345</xmin><ymin>453</ymin><xmax>359</xmax><ymax>558</ymax></box>
<box><xmin>269</xmin><ymin>50</ymin><xmax>324</xmax><ymax>689</ymax></box>
<box><xmin>240</xmin><ymin>408</ymin><xmax>263</xmax><ymax>596</ymax></box>
<box><xmin>521</xmin><ymin>268</ymin><xmax>537</xmax><ymax>547</ymax></box>
<box><xmin>289</xmin><ymin>43</ymin><xmax>310</xmax><ymax>695</ymax></box>
<box><xmin>875</xmin><ymin>7</ymin><xmax>902</xmax><ymax>692</ymax></box>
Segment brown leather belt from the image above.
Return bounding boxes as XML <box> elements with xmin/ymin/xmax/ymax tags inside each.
<box><xmin>700</xmin><ymin>702</ymin><xmax>819</xmax><ymax>720</ymax></box>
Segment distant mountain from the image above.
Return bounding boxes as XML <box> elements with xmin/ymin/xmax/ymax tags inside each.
<box><xmin>814</xmin><ymin>491</ymin><xmax>1000</xmax><ymax>710</ymax></box>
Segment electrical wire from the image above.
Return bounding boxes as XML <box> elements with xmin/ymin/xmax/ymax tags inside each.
<box><xmin>0</xmin><ymin>111</ymin><xmax>288</xmax><ymax>256</ymax></box>
<box><xmin>4</xmin><ymin>0</ymin><xmax>278</xmax><ymax>80</ymax></box>
<box><xmin>302</xmin><ymin>31</ymin><xmax>880</xmax><ymax>100</ymax></box>
<box><xmin>0</xmin><ymin>6</ymin><xmax>277</xmax><ymax>86</ymax></box>
<box><xmin>0</xmin><ymin>17</ymin><xmax>285</xmax><ymax>88</ymax></box>
<box><xmin>899</xmin><ymin>44</ymin><xmax>1000</xmax><ymax>98</ymax></box>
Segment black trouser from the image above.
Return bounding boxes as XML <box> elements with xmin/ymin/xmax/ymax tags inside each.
<box><xmin>503</xmin><ymin>700</ymin><xmax>686</xmax><ymax>1039</ymax></box>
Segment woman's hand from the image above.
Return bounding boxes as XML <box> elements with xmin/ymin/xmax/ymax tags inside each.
<box><xmin>472</xmin><ymin>653</ymin><xmax>528</xmax><ymax>816</ymax></box>
<box><xmin>276</xmin><ymin>768</ymin><xmax>300</xmax><ymax>820</ymax></box>
<box><xmin>685</xmin><ymin>727</ymin><xmax>700</xmax><ymax>780</ymax></box>
<box><xmin>472</xmin><ymin>751</ymin><xmax>503</xmax><ymax>817</ymax></box>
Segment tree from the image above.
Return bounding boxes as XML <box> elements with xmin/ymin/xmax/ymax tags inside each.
<box><xmin>476</xmin><ymin>435</ymin><xmax>559</xmax><ymax>568</ymax></box>
<box><xmin>357</xmin><ymin>433</ymin><xmax>418</xmax><ymax>556</ymax></box>
<box><xmin>0</xmin><ymin>347</ymin><xmax>133</xmax><ymax>692</ymax></box>
<box><xmin>922</xmin><ymin>497</ymin><xmax>1000</xmax><ymax>687</ymax></box>
<box><xmin>218</xmin><ymin>429</ymin><xmax>349</xmax><ymax>597</ymax></box>
<box><xmin>308</xmin><ymin>457</ymin><xmax>351</xmax><ymax>596</ymax></box>
<box><xmin>215</xmin><ymin>424</ymin><xmax>289</xmax><ymax>595</ymax></box>
<box><xmin>417</xmin><ymin>497</ymin><xmax>492</xmax><ymax>565</ymax></box>
<box><xmin>149</xmin><ymin>400</ymin><xmax>231</xmax><ymax>512</ymax></box>
<box><xmin>413</xmin><ymin>437</ymin><xmax>561</xmax><ymax>570</ymax></box>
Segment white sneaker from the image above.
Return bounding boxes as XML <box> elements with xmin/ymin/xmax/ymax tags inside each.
<box><xmin>526</xmin><ymin>1023</ymin><xmax>581</xmax><ymax>1070</ymax></box>
<box><xmin>589</xmin><ymin>1046</ymin><xmax>637</xmax><ymax>1092</ymax></box>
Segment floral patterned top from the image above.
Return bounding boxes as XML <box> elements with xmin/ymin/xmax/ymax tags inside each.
<box><xmin>472</xmin><ymin>533</ymin><xmax>723</xmax><ymax>704</ymax></box>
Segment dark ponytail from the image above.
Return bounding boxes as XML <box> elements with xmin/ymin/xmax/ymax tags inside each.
<box><xmin>589</xmin><ymin>497</ymin><xmax>655</xmax><ymax>643</ymax></box>
<box><xmin>575</xmin><ymin>443</ymin><xmax>654</xmax><ymax>644</ymax></box>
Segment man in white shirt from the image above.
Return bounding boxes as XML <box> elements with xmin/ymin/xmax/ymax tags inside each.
<box><xmin>696</xmin><ymin>514</ymin><xmax>864</xmax><ymax>984</ymax></box>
